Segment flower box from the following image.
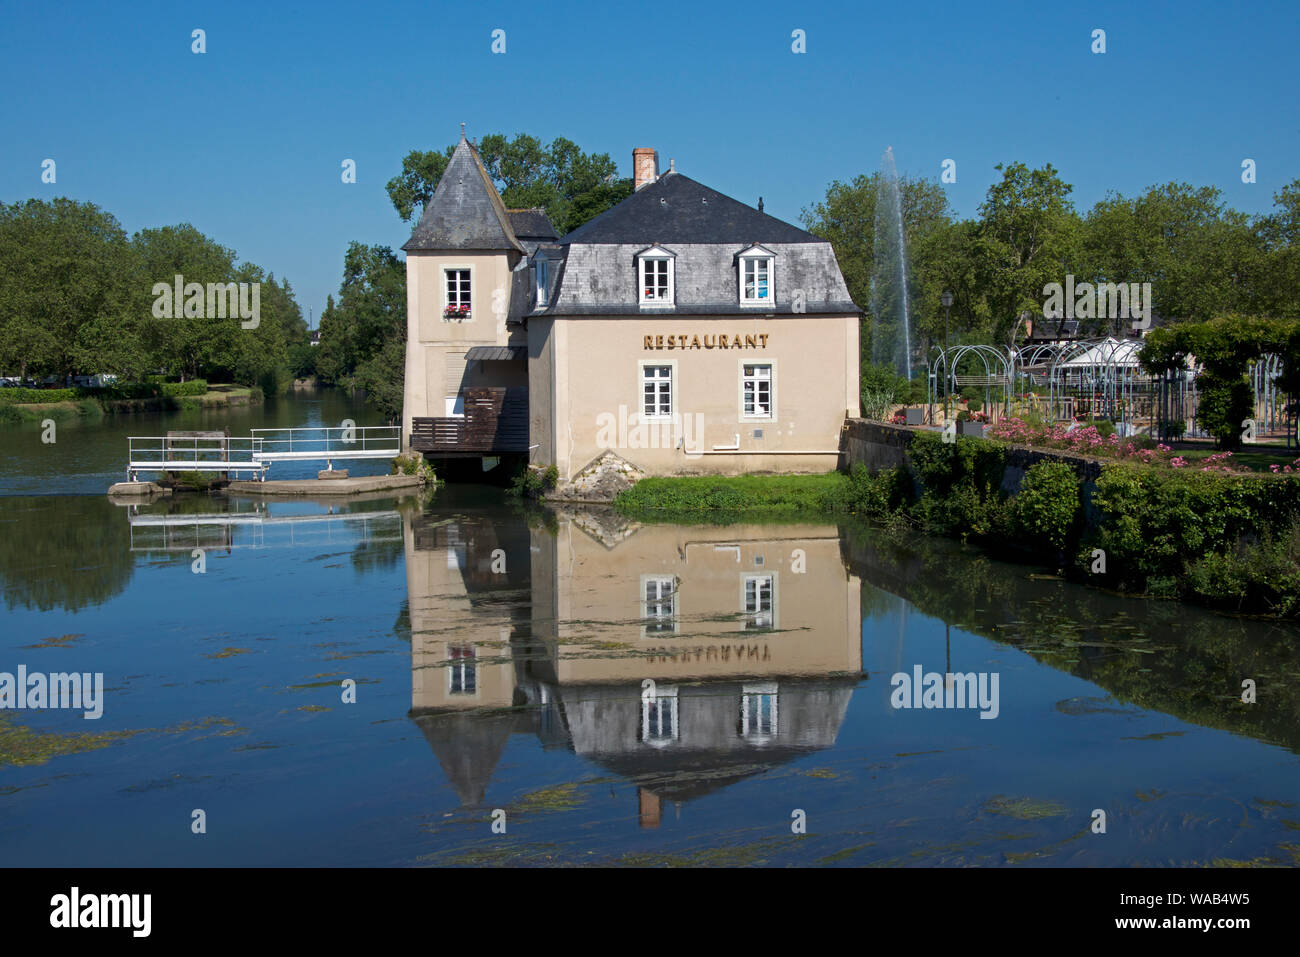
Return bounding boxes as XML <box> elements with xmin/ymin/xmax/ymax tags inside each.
<box><xmin>958</xmin><ymin>420</ymin><xmax>985</xmax><ymax>438</ymax></box>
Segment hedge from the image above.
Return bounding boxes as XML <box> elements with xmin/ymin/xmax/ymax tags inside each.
<box><xmin>0</xmin><ymin>379</ymin><xmax>209</xmax><ymax>404</ymax></box>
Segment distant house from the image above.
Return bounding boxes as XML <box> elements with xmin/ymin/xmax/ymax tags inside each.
<box><xmin>401</xmin><ymin>130</ymin><xmax>861</xmax><ymax>481</ymax></box>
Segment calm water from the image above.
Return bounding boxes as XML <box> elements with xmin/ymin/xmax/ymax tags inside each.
<box><xmin>2</xmin><ymin>393</ymin><xmax>1300</xmax><ymax>867</ymax></box>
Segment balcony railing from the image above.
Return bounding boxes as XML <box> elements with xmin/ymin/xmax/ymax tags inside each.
<box><xmin>411</xmin><ymin>387</ymin><xmax>528</xmax><ymax>454</ymax></box>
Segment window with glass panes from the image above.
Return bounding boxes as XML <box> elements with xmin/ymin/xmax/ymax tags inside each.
<box><xmin>743</xmin><ymin>363</ymin><xmax>773</xmax><ymax>417</ymax></box>
<box><xmin>640</xmin><ymin>257</ymin><xmax>671</xmax><ymax>302</ymax></box>
<box><xmin>743</xmin><ymin>574</ymin><xmax>774</xmax><ymax>629</ymax></box>
<box><xmin>740</xmin><ymin>685</ymin><xmax>778</xmax><ymax>738</ymax></box>
<box><xmin>643</xmin><ymin>577</ymin><xmax>676</xmax><ymax>635</ymax></box>
<box><xmin>741</xmin><ymin>257</ymin><xmax>772</xmax><ymax>302</ymax></box>
<box><xmin>641</xmin><ymin>690</ymin><xmax>678</xmax><ymax>744</ymax></box>
<box><xmin>642</xmin><ymin>365</ymin><xmax>672</xmax><ymax>418</ymax></box>
<box><xmin>445</xmin><ymin>268</ymin><xmax>471</xmax><ymax>316</ymax></box>
<box><xmin>448</xmin><ymin>645</ymin><xmax>476</xmax><ymax>694</ymax></box>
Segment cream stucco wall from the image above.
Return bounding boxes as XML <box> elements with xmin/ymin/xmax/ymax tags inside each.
<box><xmin>402</xmin><ymin>249</ymin><xmax>524</xmax><ymax>449</ymax></box>
<box><xmin>528</xmin><ymin>314</ymin><xmax>859</xmax><ymax>479</ymax></box>
<box><xmin>530</xmin><ymin>519</ymin><xmax>862</xmax><ymax>686</ymax></box>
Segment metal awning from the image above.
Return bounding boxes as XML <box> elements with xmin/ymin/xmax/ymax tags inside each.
<box><xmin>464</xmin><ymin>346</ymin><xmax>527</xmax><ymax>361</ymax></box>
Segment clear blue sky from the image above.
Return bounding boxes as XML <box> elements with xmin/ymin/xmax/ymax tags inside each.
<box><xmin>2</xmin><ymin>0</ymin><xmax>1296</xmax><ymax>326</ymax></box>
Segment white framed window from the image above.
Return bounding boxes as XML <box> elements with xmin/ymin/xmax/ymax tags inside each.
<box><xmin>637</xmin><ymin>246</ymin><xmax>675</xmax><ymax>305</ymax></box>
<box><xmin>640</xmin><ymin>362</ymin><xmax>673</xmax><ymax>419</ymax></box>
<box><xmin>738</xmin><ymin>246</ymin><xmax>775</xmax><ymax>305</ymax></box>
<box><xmin>641</xmin><ymin>575</ymin><xmax>677</xmax><ymax>637</ymax></box>
<box><xmin>741</xmin><ymin>573</ymin><xmax>776</xmax><ymax>630</ymax></box>
<box><xmin>640</xmin><ymin>684</ymin><xmax>678</xmax><ymax>747</ymax></box>
<box><xmin>448</xmin><ymin>645</ymin><xmax>477</xmax><ymax>695</ymax></box>
<box><xmin>535</xmin><ymin>258</ymin><xmax>549</xmax><ymax>307</ymax></box>
<box><xmin>443</xmin><ymin>267</ymin><xmax>472</xmax><ymax>320</ymax></box>
<box><xmin>739</xmin><ymin>682</ymin><xmax>779</xmax><ymax>742</ymax></box>
<box><xmin>741</xmin><ymin>362</ymin><xmax>774</xmax><ymax>419</ymax></box>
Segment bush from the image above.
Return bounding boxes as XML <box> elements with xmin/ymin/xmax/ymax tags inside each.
<box><xmin>1088</xmin><ymin>464</ymin><xmax>1300</xmax><ymax>593</ymax></box>
<box><xmin>0</xmin><ymin>387</ymin><xmax>79</xmax><ymax>404</ymax></box>
<box><xmin>1009</xmin><ymin>462</ymin><xmax>1081</xmax><ymax>554</ymax></box>
<box><xmin>509</xmin><ymin>464</ymin><xmax>559</xmax><ymax>498</ymax></box>
<box><xmin>861</xmin><ymin>388</ymin><xmax>896</xmax><ymax>421</ymax></box>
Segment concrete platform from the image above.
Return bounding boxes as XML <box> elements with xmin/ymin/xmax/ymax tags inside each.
<box><xmin>107</xmin><ymin>481</ymin><xmax>173</xmax><ymax>499</ymax></box>
<box><xmin>225</xmin><ymin>474</ymin><xmax>424</xmax><ymax>497</ymax></box>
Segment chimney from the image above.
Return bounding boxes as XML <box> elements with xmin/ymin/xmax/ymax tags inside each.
<box><xmin>633</xmin><ymin>148</ymin><xmax>659</xmax><ymax>190</ymax></box>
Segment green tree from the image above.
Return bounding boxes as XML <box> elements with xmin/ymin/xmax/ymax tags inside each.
<box><xmin>315</xmin><ymin>244</ymin><xmax>407</xmax><ymax>419</ymax></box>
<box><xmin>385</xmin><ymin>133</ymin><xmax>633</xmax><ymax>234</ymax></box>
<box><xmin>1080</xmin><ymin>183</ymin><xmax>1261</xmax><ymax>325</ymax></box>
<box><xmin>0</xmin><ymin>198</ymin><xmax>139</xmax><ymax>381</ymax></box>
<box><xmin>973</xmin><ymin>162</ymin><xmax>1080</xmax><ymax>346</ymax></box>
<box><xmin>801</xmin><ymin>172</ymin><xmax>962</xmax><ymax>373</ymax></box>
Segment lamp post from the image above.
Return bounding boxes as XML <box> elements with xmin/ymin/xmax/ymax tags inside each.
<box><xmin>941</xmin><ymin>290</ymin><xmax>953</xmax><ymax>425</ymax></box>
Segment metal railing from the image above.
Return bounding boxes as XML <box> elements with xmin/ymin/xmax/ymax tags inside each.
<box><xmin>127</xmin><ymin>435</ymin><xmax>266</xmax><ymax>481</ymax></box>
<box><xmin>249</xmin><ymin>426</ymin><xmax>401</xmax><ymax>461</ymax></box>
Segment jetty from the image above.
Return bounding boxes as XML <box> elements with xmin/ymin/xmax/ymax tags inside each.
<box><xmin>108</xmin><ymin>425</ymin><xmax>419</xmax><ymax>498</ymax></box>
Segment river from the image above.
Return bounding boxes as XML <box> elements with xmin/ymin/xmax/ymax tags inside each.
<box><xmin>1</xmin><ymin>391</ymin><xmax>1299</xmax><ymax>866</ymax></box>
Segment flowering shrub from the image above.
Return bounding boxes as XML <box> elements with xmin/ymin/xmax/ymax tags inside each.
<box><xmin>985</xmin><ymin>417</ymin><xmax>1237</xmax><ymax>469</ymax></box>
<box><xmin>1269</xmin><ymin>457</ymin><xmax>1300</xmax><ymax>475</ymax></box>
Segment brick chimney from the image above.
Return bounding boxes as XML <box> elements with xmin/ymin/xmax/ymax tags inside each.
<box><xmin>633</xmin><ymin>148</ymin><xmax>658</xmax><ymax>190</ymax></box>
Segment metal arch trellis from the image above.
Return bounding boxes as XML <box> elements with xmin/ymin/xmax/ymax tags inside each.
<box><xmin>920</xmin><ymin>338</ymin><xmax>1291</xmax><ymax>443</ymax></box>
<box><xmin>1043</xmin><ymin>338</ymin><xmax>1151</xmax><ymax>431</ymax></box>
<box><xmin>927</xmin><ymin>344</ymin><xmax>1015</xmax><ymax>421</ymax></box>
<box><xmin>1012</xmin><ymin>341</ymin><xmax>1078</xmax><ymax>420</ymax></box>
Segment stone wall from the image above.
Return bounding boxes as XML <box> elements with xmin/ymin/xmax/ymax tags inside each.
<box><xmin>841</xmin><ymin>419</ymin><xmax>1105</xmax><ymax>497</ymax></box>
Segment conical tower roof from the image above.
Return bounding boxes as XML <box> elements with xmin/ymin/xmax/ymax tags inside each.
<box><xmin>402</xmin><ymin>132</ymin><xmax>525</xmax><ymax>253</ymax></box>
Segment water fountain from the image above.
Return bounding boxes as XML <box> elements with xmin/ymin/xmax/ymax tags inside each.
<box><xmin>870</xmin><ymin>147</ymin><xmax>913</xmax><ymax>379</ymax></box>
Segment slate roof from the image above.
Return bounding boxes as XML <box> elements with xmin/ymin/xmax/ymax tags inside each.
<box><xmin>524</xmin><ymin>170</ymin><xmax>860</xmax><ymax>319</ymax></box>
<box><xmin>465</xmin><ymin>346</ymin><xmax>527</xmax><ymax>361</ymax></box>
<box><xmin>559</xmin><ymin>172</ymin><xmax>822</xmax><ymax>245</ymax></box>
<box><xmin>507</xmin><ymin>208</ymin><xmax>558</xmax><ymax>240</ymax></box>
<box><xmin>402</xmin><ymin>137</ymin><xmax>525</xmax><ymax>254</ymax></box>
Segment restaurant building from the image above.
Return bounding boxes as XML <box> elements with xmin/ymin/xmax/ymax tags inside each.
<box><xmin>403</xmin><ymin>131</ymin><xmax>860</xmax><ymax>480</ymax></box>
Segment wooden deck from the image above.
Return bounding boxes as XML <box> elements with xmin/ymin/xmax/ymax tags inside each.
<box><xmin>411</xmin><ymin>387</ymin><xmax>529</xmax><ymax>455</ymax></box>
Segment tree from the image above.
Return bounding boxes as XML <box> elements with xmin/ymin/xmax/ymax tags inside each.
<box><xmin>801</xmin><ymin>172</ymin><xmax>960</xmax><ymax>373</ymax></box>
<box><xmin>1080</xmin><ymin>183</ymin><xmax>1262</xmax><ymax>325</ymax></box>
<box><xmin>0</xmin><ymin>199</ymin><xmax>138</xmax><ymax>381</ymax></box>
<box><xmin>973</xmin><ymin>163</ymin><xmax>1080</xmax><ymax>346</ymax></box>
<box><xmin>315</xmin><ymin>244</ymin><xmax>407</xmax><ymax>419</ymax></box>
<box><xmin>385</xmin><ymin>133</ymin><xmax>633</xmax><ymax>234</ymax></box>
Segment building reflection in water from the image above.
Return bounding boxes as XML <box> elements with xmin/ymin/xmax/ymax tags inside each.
<box><xmin>406</xmin><ymin>507</ymin><xmax>864</xmax><ymax>824</ymax></box>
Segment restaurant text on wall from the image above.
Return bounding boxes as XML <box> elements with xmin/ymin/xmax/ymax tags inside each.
<box><xmin>643</xmin><ymin>333</ymin><xmax>770</xmax><ymax>350</ymax></box>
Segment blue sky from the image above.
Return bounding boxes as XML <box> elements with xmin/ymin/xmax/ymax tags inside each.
<box><xmin>2</xmin><ymin>0</ymin><xmax>1296</xmax><ymax>325</ymax></box>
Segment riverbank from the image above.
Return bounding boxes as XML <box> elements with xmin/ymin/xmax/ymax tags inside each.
<box><xmin>611</xmin><ymin>432</ymin><xmax>1300</xmax><ymax>618</ymax></box>
<box><xmin>0</xmin><ymin>383</ymin><xmax>263</xmax><ymax>424</ymax></box>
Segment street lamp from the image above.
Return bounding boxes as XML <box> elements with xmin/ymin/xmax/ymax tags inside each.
<box><xmin>941</xmin><ymin>290</ymin><xmax>953</xmax><ymax>424</ymax></box>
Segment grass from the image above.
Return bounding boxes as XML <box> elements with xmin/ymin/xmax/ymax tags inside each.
<box><xmin>614</xmin><ymin>472</ymin><xmax>846</xmax><ymax>516</ymax></box>
<box><xmin>1173</xmin><ymin>443</ymin><xmax>1299</xmax><ymax>473</ymax></box>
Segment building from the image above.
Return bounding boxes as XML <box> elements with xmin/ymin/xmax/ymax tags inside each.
<box><xmin>403</xmin><ymin>130</ymin><xmax>860</xmax><ymax>480</ymax></box>
<box><xmin>405</xmin><ymin>506</ymin><xmax>863</xmax><ymax>817</ymax></box>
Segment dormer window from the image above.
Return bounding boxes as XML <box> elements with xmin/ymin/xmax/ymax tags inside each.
<box><xmin>637</xmin><ymin>245</ymin><xmax>675</xmax><ymax>306</ymax></box>
<box><xmin>737</xmin><ymin>245</ymin><xmax>775</xmax><ymax>305</ymax></box>
<box><xmin>534</xmin><ymin>257</ymin><xmax>549</xmax><ymax>307</ymax></box>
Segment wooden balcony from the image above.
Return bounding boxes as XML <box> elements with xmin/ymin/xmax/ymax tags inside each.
<box><xmin>411</xmin><ymin>387</ymin><xmax>529</xmax><ymax>456</ymax></box>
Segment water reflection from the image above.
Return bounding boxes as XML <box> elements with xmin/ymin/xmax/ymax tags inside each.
<box><xmin>407</xmin><ymin>506</ymin><xmax>864</xmax><ymax>817</ymax></box>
